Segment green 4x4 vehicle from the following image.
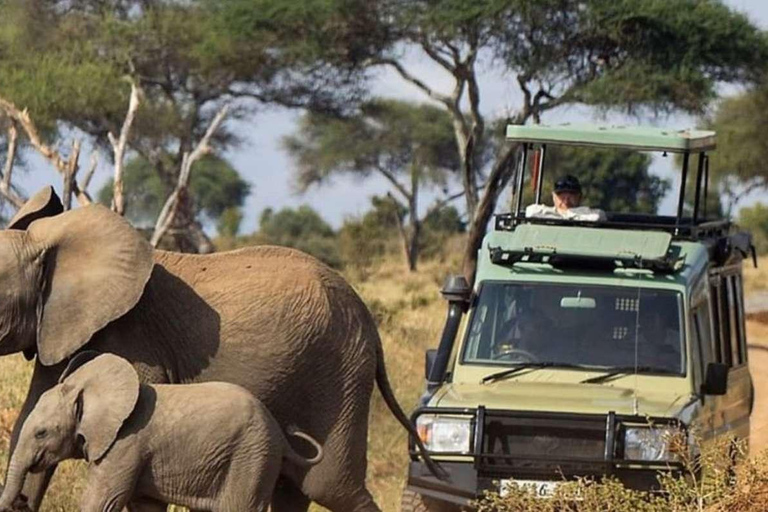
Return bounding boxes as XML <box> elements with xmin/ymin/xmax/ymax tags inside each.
<box><xmin>402</xmin><ymin>124</ymin><xmax>758</xmax><ymax>511</ymax></box>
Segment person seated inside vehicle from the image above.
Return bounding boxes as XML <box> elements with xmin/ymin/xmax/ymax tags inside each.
<box><xmin>525</xmin><ymin>175</ymin><xmax>607</xmax><ymax>222</ymax></box>
<box><xmin>636</xmin><ymin>306</ymin><xmax>683</xmax><ymax>373</ymax></box>
<box><xmin>492</xmin><ymin>309</ymin><xmax>551</xmax><ymax>362</ymax></box>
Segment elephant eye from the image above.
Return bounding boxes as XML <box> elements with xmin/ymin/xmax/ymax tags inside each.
<box><xmin>34</xmin><ymin>429</ymin><xmax>47</xmax><ymax>440</ymax></box>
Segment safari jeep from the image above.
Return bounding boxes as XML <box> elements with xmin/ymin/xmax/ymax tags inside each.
<box><xmin>402</xmin><ymin>124</ymin><xmax>757</xmax><ymax>511</ymax></box>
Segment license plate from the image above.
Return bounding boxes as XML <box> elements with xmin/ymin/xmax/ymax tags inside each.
<box><xmin>500</xmin><ymin>479</ymin><xmax>560</xmax><ymax>498</ymax></box>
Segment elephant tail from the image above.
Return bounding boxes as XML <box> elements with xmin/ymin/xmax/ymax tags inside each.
<box><xmin>374</xmin><ymin>338</ymin><xmax>447</xmax><ymax>480</ymax></box>
<box><xmin>284</xmin><ymin>426</ymin><xmax>323</xmax><ymax>468</ymax></box>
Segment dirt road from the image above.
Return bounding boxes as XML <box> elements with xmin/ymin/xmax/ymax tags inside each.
<box><xmin>749</xmin><ymin>310</ymin><xmax>768</xmax><ymax>454</ymax></box>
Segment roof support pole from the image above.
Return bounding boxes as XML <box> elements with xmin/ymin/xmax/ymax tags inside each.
<box><xmin>676</xmin><ymin>152</ymin><xmax>690</xmax><ymax>231</ymax></box>
<box><xmin>534</xmin><ymin>144</ymin><xmax>546</xmax><ymax>204</ymax></box>
<box><xmin>514</xmin><ymin>144</ymin><xmax>529</xmax><ymax>218</ymax></box>
<box><xmin>692</xmin><ymin>152</ymin><xmax>706</xmax><ymax>224</ymax></box>
<box><xmin>703</xmin><ymin>155</ymin><xmax>710</xmax><ymax>220</ymax></box>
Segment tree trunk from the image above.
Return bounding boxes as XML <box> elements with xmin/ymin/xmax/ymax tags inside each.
<box><xmin>461</xmin><ymin>144</ymin><xmax>518</xmax><ymax>285</ymax></box>
<box><xmin>392</xmin><ymin>202</ymin><xmax>412</xmax><ymax>271</ymax></box>
<box><xmin>407</xmin><ymin>218</ymin><xmax>421</xmax><ymax>272</ymax></box>
<box><xmin>451</xmin><ymin>120</ymin><xmax>478</xmax><ymax>219</ymax></box>
<box><xmin>164</xmin><ymin>192</ymin><xmax>214</xmax><ymax>254</ymax></box>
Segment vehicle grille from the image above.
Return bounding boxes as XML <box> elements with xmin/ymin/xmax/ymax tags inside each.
<box><xmin>479</xmin><ymin>413</ymin><xmax>609</xmax><ymax>477</ymax></box>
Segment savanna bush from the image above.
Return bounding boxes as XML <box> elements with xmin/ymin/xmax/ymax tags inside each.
<box><xmin>475</xmin><ymin>436</ymin><xmax>768</xmax><ymax>512</ymax></box>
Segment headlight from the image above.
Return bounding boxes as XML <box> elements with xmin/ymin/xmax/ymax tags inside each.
<box><xmin>624</xmin><ymin>426</ymin><xmax>680</xmax><ymax>462</ymax></box>
<box><xmin>416</xmin><ymin>415</ymin><xmax>473</xmax><ymax>453</ymax></box>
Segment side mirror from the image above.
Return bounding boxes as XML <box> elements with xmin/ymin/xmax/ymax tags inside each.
<box><xmin>425</xmin><ymin>349</ymin><xmax>438</xmax><ymax>380</ymax></box>
<box><xmin>702</xmin><ymin>362</ymin><xmax>728</xmax><ymax>396</ymax></box>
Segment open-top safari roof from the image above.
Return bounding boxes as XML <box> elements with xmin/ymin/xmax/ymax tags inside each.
<box><xmin>505</xmin><ymin>123</ymin><xmax>716</xmax><ymax>153</ymax></box>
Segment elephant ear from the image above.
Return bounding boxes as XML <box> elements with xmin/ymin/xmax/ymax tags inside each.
<box><xmin>27</xmin><ymin>205</ymin><xmax>154</xmax><ymax>366</ymax></box>
<box><xmin>7</xmin><ymin>187</ymin><xmax>63</xmax><ymax>230</ymax></box>
<box><xmin>63</xmin><ymin>354</ymin><xmax>140</xmax><ymax>462</ymax></box>
<box><xmin>59</xmin><ymin>351</ymin><xmax>102</xmax><ymax>384</ymax></box>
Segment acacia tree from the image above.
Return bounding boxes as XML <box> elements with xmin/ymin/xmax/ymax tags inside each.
<box><xmin>703</xmin><ymin>83</ymin><xmax>768</xmax><ymax>216</ymax></box>
<box><xmin>283</xmin><ymin>99</ymin><xmax>462</xmax><ymax>270</ymax></box>
<box><xmin>0</xmin><ymin>0</ymin><xmax>380</xmax><ymax>250</ymax></box>
<box><xmin>361</xmin><ymin>0</ymin><xmax>768</xmax><ymax>282</ymax></box>
<box><xmin>97</xmin><ymin>154</ymin><xmax>250</xmax><ymax>232</ymax></box>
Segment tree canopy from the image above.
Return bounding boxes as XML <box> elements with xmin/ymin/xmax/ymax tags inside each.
<box><xmin>283</xmin><ymin>98</ymin><xmax>461</xmax><ymax>270</ymax></box>
<box><xmin>257</xmin><ymin>205</ymin><xmax>341</xmax><ymax>267</ymax></box>
<box><xmin>0</xmin><ymin>0</ymin><xmax>379</xmax><ymax>250</ymax></box>
<box><xmin>360</xmin><ymin>0</ymin><xmax>768</xmax><ymax>281</ymax></box>
<box><xmin>739</xmin><ymin>203</ymin><xmax>768</xmax><ymax>255</ymax></box>
<box><xmin>703</xmin><ymin>83</ymin><xmax>768</xmax><ymax>215</ymax></box>
<box><xmin>97</xmin><ymin>155</ymin><xmax>250</xmax><ymax>233</ymax></box>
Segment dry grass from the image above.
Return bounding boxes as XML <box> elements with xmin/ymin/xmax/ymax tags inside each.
<box><xmin>743</xmin><ymin>256</ymin><xmax>768</xmax><ymax>295</ymax></box>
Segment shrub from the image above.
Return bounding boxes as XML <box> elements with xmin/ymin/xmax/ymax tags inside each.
<box><xmin>474</xmin><ymin>434</ymin><xmax>764</xmax><ymax>512</ymax></box>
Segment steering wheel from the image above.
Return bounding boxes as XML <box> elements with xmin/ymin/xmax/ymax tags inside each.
<box><xmin>493</xmin><ymin>348</ymin><xmax>538</xmax><ymax>363</ymax></box>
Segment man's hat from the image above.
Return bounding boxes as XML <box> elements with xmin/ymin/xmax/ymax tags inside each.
<box><xmin>554</xmin><ymin>175</ymin><xmax>582</xmax><ymax>194</ymax></box>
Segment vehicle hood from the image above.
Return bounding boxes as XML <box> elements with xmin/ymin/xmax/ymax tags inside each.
<box><xmin>433</xmin><ymin>380</ymin><xmax>691</xmax><ymax>418</ymax></box>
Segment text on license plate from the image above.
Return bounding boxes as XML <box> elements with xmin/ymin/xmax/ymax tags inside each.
<box><xmin>500</xmin><ymin>479</ymin><xmax>559</xmax><ymax>498</ymax></box>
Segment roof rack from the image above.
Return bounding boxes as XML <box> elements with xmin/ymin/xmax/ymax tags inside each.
<box><xmin>506</xmin><ymin>124</ymin><xmax>716</xmax><ymax>153</ymax></box>
<box><xmin>495</xmin><ymin>213</ymin><xmax>731</xmax><ymax>241</ymax></box>
<box><xmin>506</xmin><ymin>123</ymin><xmax>720</xmax><ymax>235</ymax></box>
<box><xmin>487</xmin><ymin>223</ymin><xmax>683</xmax><ymax>273</ymax></box>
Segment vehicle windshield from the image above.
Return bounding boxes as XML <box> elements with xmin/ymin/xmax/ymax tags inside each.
<box><xmin>462</xmin><ymin>282</ymin><xmax>684</xmax><ymax>375</ymax></box>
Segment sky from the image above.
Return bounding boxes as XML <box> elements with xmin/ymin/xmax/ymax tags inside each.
<box><xmin>13</xmin><ymin>0</ymin><xmax>768</xmax><ymax>233</ymax></box>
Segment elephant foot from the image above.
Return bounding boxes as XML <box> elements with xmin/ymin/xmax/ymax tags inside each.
<box><xmin>271</xmin><ymin>479</ymin><xmax>310</xmax><ymax>512</ymax></box>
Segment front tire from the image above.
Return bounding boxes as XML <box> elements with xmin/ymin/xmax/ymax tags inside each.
<box><xmin>400</xmin><ymin>489</ymin><xmax>461</xmax><ymax>512</ymax></box>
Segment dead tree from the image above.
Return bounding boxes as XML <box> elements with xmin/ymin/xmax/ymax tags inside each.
<box><xmin>108</xmin><ymin>81</ymin><xmax>142</xmax><ymax>216</ymax></box>
<box><xmin>0</xmin><ymin>119</ymin><xmax>26</xmax><ymax>209</ymax></box>
<box><xmin>0</xmin><ymin>97</ymin><xmax>92</xmax><ymax>208</ymax></box>
<box><xmin>151</xmin><ymin>104</ymin><xmax>229</xmax><ymax>248</ymax></box>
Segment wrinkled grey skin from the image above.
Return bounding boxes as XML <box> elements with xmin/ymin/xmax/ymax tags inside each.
<box><xmin>0</xmin><ymin>354</ymin><xmax>323</xmax><ymax>512</ymax></box>
<box><xmin>0</xmin><ymin>188</ymin><xmax>438</xmax><ymax>512</ymax></box>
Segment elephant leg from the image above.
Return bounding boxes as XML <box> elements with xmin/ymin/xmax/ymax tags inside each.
<box><xmin>215</xmin><ymin>448</ymin><xmax>278</xmax><ymax>512</ymax></box>
<box><xmin>124</xmin><ymin>497</ymin><xmax>167</xmax><ymax>512</ymax></box>
<box><xmin>298</xmin><ymin>397</ymin><xmax>381</xmax><ymax>512</ymax></box>
<box><xmin>323</xmin><ymin>488</ymin><xmax>380</xmax><ymax>512</ymax></box>
<box><xmin>270</xmin><ymin>478</ymin><xmax>310</xmax><ymax>512</ymax></box>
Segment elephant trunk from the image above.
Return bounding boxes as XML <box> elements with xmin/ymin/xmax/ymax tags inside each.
<box><xmin>0</xmin><ymin>448</ymin><xmax>31</xmax><ymax>510</ymax></box>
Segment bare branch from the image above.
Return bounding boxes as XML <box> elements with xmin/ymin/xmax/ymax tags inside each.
<box><xmin>420</xmin><ymin>39</ymin><xmax>457</xmax><ymax>74</ymax></box>
<box><xmin>62</xmin><ymin>140</ymin><xmax>82</xmax><ymax>211</ymax></box>
<box><xmin>151</xmin><ymin>104</ymin><xmax>229</xmax><ymax>247</ymax></box>
<box><xmin>465</xmin><ymin>43</ymin><xmax>485</xmax><ymax>151</ymax></box>
<box><xmin>0</xmin><ymin>95</ymin><xmax>92</xmax><ymax>206</ymax></box>
<box><xmin>81</xmin><ymin>153</ymin><xmax>99</xmax><ymax>191</ymax></box>
<box><xmin>369</xmin><ymin>58</ymin><xmax>453</xmax><ymax>106</ymax></box>
<box><xmin>109</xmin><ymin>81</ymin><xmax>143</xmax><ymax>216</ymax></box>
<box><xmin>0</xmin><ymin>120</ymin><xmax>25</xmax><ymax>209</ymax></box>
<box><xmin>517</xmin><ymin>74</ymin><xmax>534</xmax><ymax>121</ymax></box>
<box><xmin>375</xmin><ymin>163</ymin><xmax>413</xmax><ymax>201</ymax></box>
<box><xmin>422</xmin><ymin>189</ymin><xmax>465</xmax><ymax>222</ymax></box>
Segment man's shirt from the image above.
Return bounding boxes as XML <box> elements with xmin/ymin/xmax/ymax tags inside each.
<box><xmin>525</xmin><ymin>204</ymin><xmax>607</xmax><ymax>222</ymax></box>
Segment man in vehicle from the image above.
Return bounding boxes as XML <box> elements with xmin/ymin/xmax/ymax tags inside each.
<box><xmin>525</xmin><ymin>175</ymin><xmax>607</xmax><ymax>221</ymax></box>
<box><xmin>636</xmin><ymin>305</ymin><xmax>683</xmax><ymax>373</ymax></box>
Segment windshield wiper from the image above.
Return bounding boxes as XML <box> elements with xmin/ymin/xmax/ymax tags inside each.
<box><xmin>580</xmin><ymin>366</ymin><xmax>664</xmax><ymax>385</ymax></box>
<box><xmin>482</xmin><ymin>363</ymin><xmax>589</xmax><ymax>385</ymax></box>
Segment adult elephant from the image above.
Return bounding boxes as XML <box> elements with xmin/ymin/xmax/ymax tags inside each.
<box><xmin>0</xmin><ymin>187</ymin><xmax>436</xmax><ymax>512</ymax></box>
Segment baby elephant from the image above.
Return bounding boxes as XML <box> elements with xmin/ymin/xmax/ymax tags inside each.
<box><xmin>0</xmin><ymin>353</ymin><xmax>322</xmax><ymax>512</ymax></box>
